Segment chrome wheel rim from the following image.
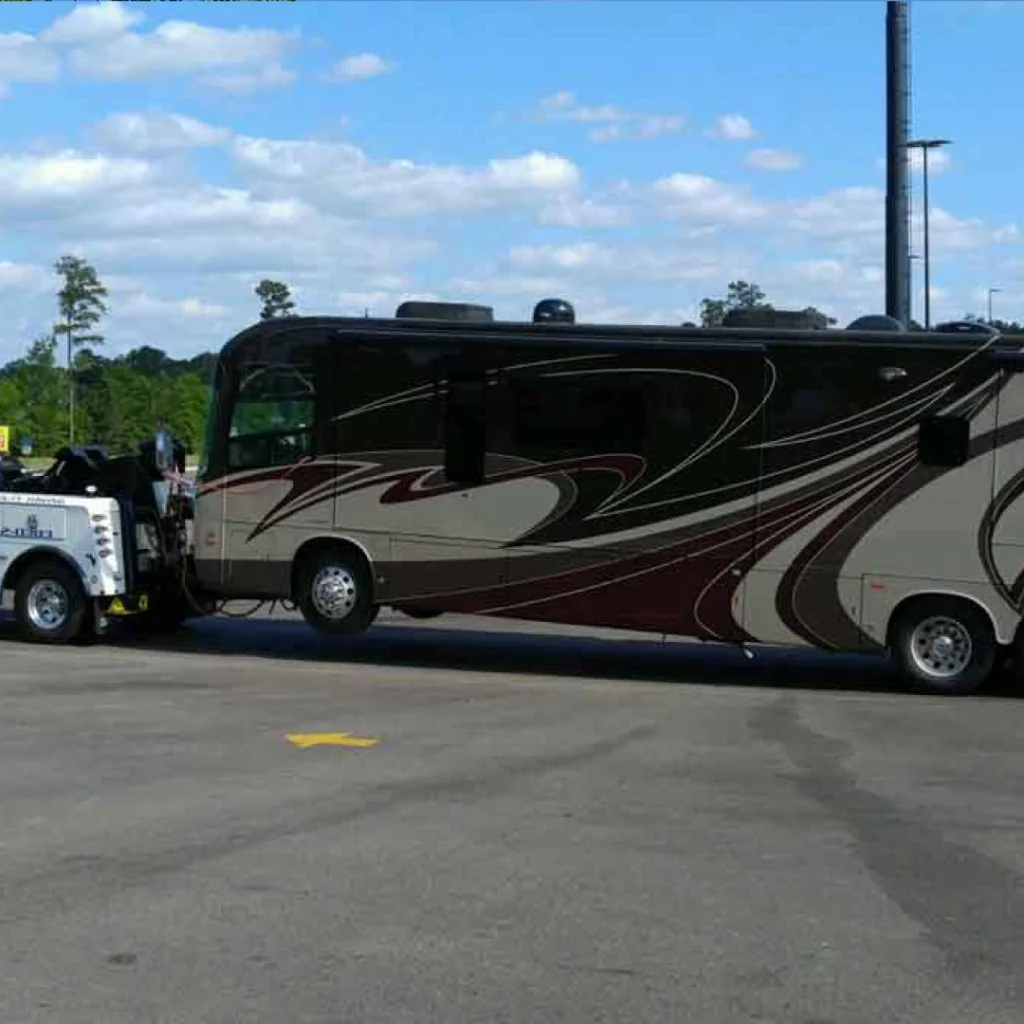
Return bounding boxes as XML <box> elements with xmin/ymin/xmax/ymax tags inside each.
<box><xmin>310</xmin><ymin>566</ymin><xmax>358</xmax><ymax>620</ymax></box>
<box><xmin>27</xmin><ymin>579</ymin><xmax>70</xmax><ymax>632</ymax></box>
<box><xmin>909</xmin><ymin>615</ymin><xmax>972</xmax><ymax>680</ymax></box>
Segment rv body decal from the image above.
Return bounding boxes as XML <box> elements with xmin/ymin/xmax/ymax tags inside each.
<box><xmin>196</xmin><ymin>337</ymin><xmax>1024</xmax><ymax>649</ymax></box>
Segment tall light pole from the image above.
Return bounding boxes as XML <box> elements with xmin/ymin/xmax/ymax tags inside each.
<box><xmin>988</xmin><ymin>287</ymin><xmax>1001</xmax><ymax>324</ymax></box>
<box><xmin>885</xmin><ymin>2</ymin><xmax>912</xmax><ymax>326</ymax></box>
<box><xmin>907</xmin><ymin>138</ymin><xmax>951</xmax><ymax>330</ymax></box>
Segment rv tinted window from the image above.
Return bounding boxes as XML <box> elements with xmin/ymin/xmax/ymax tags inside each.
<box><xmin>227</xmin><ymin>356</ymin><xmax>317</xmax><ymax>470</ymax></box>
<box><xmin>444</xmin><ymin>369</ymin><xmax>486</xmax><ymax>486</ymax></box>
<box><xmin>918</xmin><ymin>415</ymin><xmax>969</xmax><ymax>468</ymax></box>
<box><xmin>512</xmin><ymin>377</ymin><xmax>645</xmax><ymax>454</ymax></box>
<box><xmin>331</xmin><ymin>342</ymin><xmax>444</xmax><ymax>452</ymax></box>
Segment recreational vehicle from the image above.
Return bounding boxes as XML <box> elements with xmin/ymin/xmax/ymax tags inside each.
<box><xmin>4</xmin><ymin>297</ymin><xmax>1024</xmax><ymax>696</ymax></box>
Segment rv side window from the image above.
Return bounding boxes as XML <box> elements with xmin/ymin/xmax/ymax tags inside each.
<box><xmin>918</xmin><ymin>415</ymin><xmax>969</xmax><ymax>468</ymax></box>
<box><xmin>226</xmin><ymin>357</ymin><xmax>318</xmax><ymax>471</ymax></box>
<box><xmin>512</xmin><ymin>377</ymin><xmax>645</xmax><ymax>454</ymax></box>
<box><xmin>444</xmin><ymin>369</ymin><xmax>487</xmax><ymax>486</ymax></box>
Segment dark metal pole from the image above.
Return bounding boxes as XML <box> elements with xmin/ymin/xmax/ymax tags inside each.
<box><xmin>885</xmin><ymin>1</ymin><xmax>911</xmax><ymax>326</ymax></box>
<box><xmin>922</xmin><ymin>144</ymin><xmax>931</xmax><ymax>330</ymax></box>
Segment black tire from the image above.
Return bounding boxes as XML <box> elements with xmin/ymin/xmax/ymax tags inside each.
<box><xmin>294</xmin><ymin>547</ymin><xmax>377</xmax><ymax>635</ymax></box>
<box><xmin>123</xmin><ymin>589</ymin><xmax>202</xmax><ymax>636</ymax></box>
<box><xmin>888</xmin><ymin>597</ymin><xmax>996</xmax><ymax>695</ymax></box>
<box><xmin>14</xmin><ymin>557</ymin><xmax>90</xmax><ymax>644</ymax></box>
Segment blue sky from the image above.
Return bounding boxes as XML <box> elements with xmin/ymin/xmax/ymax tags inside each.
<box><xmin>0</xmin><ymin>0</ymin><xmax>1021</xmax><ymax>361</ymax></box>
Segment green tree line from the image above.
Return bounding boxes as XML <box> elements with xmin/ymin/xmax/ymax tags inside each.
<box><xmin>0</xmin><ymin>264</ymin><xmax>297</xmax><ymax>459</ymax></box>
<box><xmin>0</xmin><ymin>335</ymin><xmax>218</xmax><ymax>458</ymax></box>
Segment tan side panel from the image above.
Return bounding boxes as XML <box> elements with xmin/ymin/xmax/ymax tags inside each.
<box><xmin>842</xmin><ymin>394</ymin><xmax>999</xmax><ymax>591</ymax></box>
<box><xmin>335</xmin><ymin>476</ymin><xmax>565</xmax><ymax>544</ymax></box>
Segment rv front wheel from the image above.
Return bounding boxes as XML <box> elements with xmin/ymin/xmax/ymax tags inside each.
<box><xmin>295</xmin><ymin>547</ymin><xmax>376</xmax><ymax>635</ymax></box>
<box><xmin>14</xmin><ymin>558</ymin><xmax>89</xmax><ymax>644</ymax></box>
<box><xmin>889</xmin><ymin>597</ymin><xmax>996</xmax><ymax>696</ymax></box>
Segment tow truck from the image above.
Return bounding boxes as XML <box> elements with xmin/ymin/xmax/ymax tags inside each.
<box><xmin>0</xmin><ymin>428</ymin><xmax>205</xmax><ymax>642</ymax></box>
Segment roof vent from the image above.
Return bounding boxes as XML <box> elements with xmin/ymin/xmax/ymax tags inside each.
<box><xmin>845</xmin><ymin>314</ymin><xmax>907</xmax><ymax>333</ymax></box>
<box><xmin>533</xmin><ymin>297</ymin><xmax>576</xmax><ymax>324</ymax></box>
<box><xmin>394</xmin><ymin>301</ymin><xmax>494</xmax><ymax>322</ymax></box>
<box><xmin>722</xmin><ymin>307</ymin><xmax>824</xmax><ymax>329</ymax></box>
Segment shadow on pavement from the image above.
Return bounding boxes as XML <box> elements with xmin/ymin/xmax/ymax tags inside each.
<box><xmin>3</xmin><ymin>610</ymin><xmax>1020</xmax><ymax>698</ymax></box>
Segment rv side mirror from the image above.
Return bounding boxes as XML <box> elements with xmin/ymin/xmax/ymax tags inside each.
<box><xmin>154</xmin><ymin>423</ymin><xmax>174</xmax><ymax>472</ymax></box>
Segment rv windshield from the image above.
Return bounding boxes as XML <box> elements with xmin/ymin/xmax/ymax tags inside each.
<box><xmin>225</xmin><ymin>363</ymin><xmax>316</xmax><ymax>469</ymax></box>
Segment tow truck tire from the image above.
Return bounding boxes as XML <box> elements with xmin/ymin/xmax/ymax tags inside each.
<box><xmin>295</xmin><ymin>546</ymin><xmax>377</xmax><ymax>635</ymax></box>
<box><xmin>14</xmin><ymin>557</ymin><xmax>89</xmax><ymax>644</ymax></box>
<box><xmin>124</xmin><ymin>590</ymin><xmax>198</xmax><ymax>635</ymax></box>
<box><xmin>888</xmin><ymin>596</ymin><xmax>996</xmax><ymax>696</ymax></box>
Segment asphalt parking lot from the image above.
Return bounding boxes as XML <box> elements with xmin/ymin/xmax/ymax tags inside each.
<box><xmin>4</xmin><ymin>609</ymin><xmax>1024</xmax><ymax>1023</ymax></box>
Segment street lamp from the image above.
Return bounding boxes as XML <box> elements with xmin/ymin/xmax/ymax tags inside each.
<box><xmin>907</xmin><ymin>137</ymin><xmax>951</xmax><ymax>330</ymax></box>
<box><xmin>988</xmin><ymin>287</ymin><xmax>1001</xmax><ymax>324</ymax></box>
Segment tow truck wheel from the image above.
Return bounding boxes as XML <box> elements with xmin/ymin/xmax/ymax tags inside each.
<box><xmin>124</xmin><ymin>590</ymin><xmax>199</xmax><ymax>635</ymax></box>
<box><xmin>14</xmin><ymin>558</ymin><xmax>89</xmax><ymax>644</ymax></box>
<box><xmin>295</xmin><ymin>546</ymin><xmax>376</xmax><ymax>635</ymax></box>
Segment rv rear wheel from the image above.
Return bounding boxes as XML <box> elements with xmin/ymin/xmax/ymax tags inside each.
<box><xmin>295</xmin><ymin>547</ymin><xmax>376</xmax><ymax>635</ymax></box>
<box><xmin>14</xmin><ymin>557</ymin><xmax>89</xmax><ymax>644</ymax></box>
<box><xmin>889</xmin><ymin>597</ymin><xmax>996</xmax><ymax>696</ymax></box>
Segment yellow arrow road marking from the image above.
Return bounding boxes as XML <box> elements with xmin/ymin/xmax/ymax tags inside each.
<box><xmin>286</xmin><ymin>733</ymin><xmax>379</xmax><ymax>749</ymax></box>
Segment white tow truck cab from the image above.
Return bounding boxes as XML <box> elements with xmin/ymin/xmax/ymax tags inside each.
<box><xmin>0</xmin><ymin>433</ymin><xmax>197</xmax><ymax>642</ymax></box>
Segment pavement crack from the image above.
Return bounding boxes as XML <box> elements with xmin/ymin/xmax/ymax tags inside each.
<box><xmin>749</xmin><ymin>694</ymin><xmax>1024</xmax><ymax>993</ymax></box>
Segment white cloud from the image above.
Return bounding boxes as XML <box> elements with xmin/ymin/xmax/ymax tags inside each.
<box><xmin>63</xmin><ymin>19</ymin><xmax>297</xmax><ymax>82</ymax></box>
<box><xmin>93</xmin><ymin>113</ymin><xmax>233</xmax><ymax>153</ymax></box>
<box><xmin>653</xmin><ymin>172</ymin><xmax>769</xmax><ymax>225</ymax></box>
<box><xmin>486</xmin><ymin>151</ymin><xmax>580</xmax><ymax>191</ymax></box>
<box><xmin>1</xmin><ymin>5</ymin><xmax>299</xmax><ymax>92</ymax></box>
<box><xmin>323</xmin><ymin>52</ymin><xmax>395</xmax><ymax>82</ymax></box>
<box><xmin>0</xmin><ymin>150</ymin><xmax>153</xmax><ymax>214</ymax></box>
<box><xmin>337</xmin><ymin>290</ymin><xmax>438</xmax><ymax>316</ymax></box>
<box><xmin>783</xmin><ymin>186</ymin><xmax>886</xmax><ymax>243</ymax></box>
<box><xmin>712</xmin><ymin>114</ymin><xmax>756</xmax><ymax>141</ymax></box>
<box><xmin>536</xmin><ymin>194</ymin><xmax>631</xmax><ymax>228</ymax></box>
<box><xmin>82</xmin><ymin>187</ymin><xmax>314</xmax><ymax>236</ymax></box>
<box><xmin>116</xmin><ymin>292</ymin><xmax>234</xmax><ymax>321</ymax></box>
<box><xmin>200</xmin><ymin>62</ymin><xmax>296</xmax><ymax>95</ymax></box>
<box><xmin>230</xmin><ymin>134</ymin><xmax>588</xmax><ymax>220</ymax></box>
<box><xmin>912</xmin><ymin>206</ymin><xmax>1005</xmax><ymax>253</ymax></box>
<box><xmin>635</xmin><ymin>114</ymin><xmax>687</xmax><ymax>139</ymax></box>
<box><xmin>533</xmin><ymin>91</ymin><xmax>686</xmax><ymax>142</ymax></box>
<box><xmin>790</xmin><ymin>259</ymin><xmax>847</xmax><ymax>284</ymax></box>
<box><xmin>747</xmin><ymin>147</ymin><xmax>803</xmax><ymax>171</ymax></box>
<box><xmin>509</xmin><ymin>242</ymin><xmax>613</xmax><ymax>272</ymax></box>
<box><xmin>507</xmin><ymin>242</ymin><xmax>749</xmax><ymax>286</ymax></box>
<box><xmin>41</xmin><ymin>1</ymin><xmax>144</xmax><ymax>45</ymax></box>
<box><xmin>0</xmin><ymin>261</ymin><xmax>53</xmax><ymax>295</ymax></box>
<box><xmin>0</xmin><ymin>31</ymin><xmax>61</xmax><ymax>88</ymax></box>
<box><xmin>450</xmin><ymin>275</ymin><xmax>569</xmax><ymax>298</ymax></box>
